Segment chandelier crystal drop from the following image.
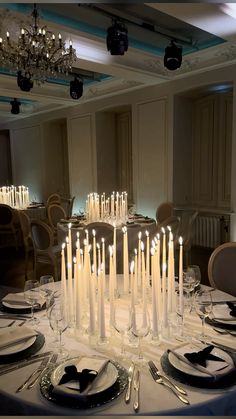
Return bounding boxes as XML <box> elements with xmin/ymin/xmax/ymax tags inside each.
<box><xmin>0</xmin><ymin>3</ymin><xmax>77</xmax><ymax>83</ymax></box>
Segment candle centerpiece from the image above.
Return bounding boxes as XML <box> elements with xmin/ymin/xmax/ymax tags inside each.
<box><xmin>0</xmin><ymin>185</ymin><xmax>30</xmax><ymax>209</ymax></box>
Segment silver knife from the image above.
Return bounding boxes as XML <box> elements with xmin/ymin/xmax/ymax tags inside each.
<box><xmin>16</xmin><ymin>356</ymin><xmax>50</xmax><ymax>392</ymax></box>
<box><xmin>133</xmin><ymin>369</ymin><xmax>140</xmax><ymax>412</ymax></box>
<box><xmin>125</xmin><ymin>361</ymin><xmax>135</xmax><ymax>403</ymax></box>
<box><xmin>0</xmin><ymin>351</ymin><xmax>52</xmax><ymax>376</ymax></box>
<box><xmin>27</xmin><ymin>353</ymin><xmax>58</xmax><ymax>389</ymax></box>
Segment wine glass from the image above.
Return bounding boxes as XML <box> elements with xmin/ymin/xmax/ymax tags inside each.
<box><xmin>130</xmin><ymin>304</ymin><xmax>150</xmax><ymax>361</ymax></box>
<box><xmin>24</xmin><ymin>280</ymin><xmax>40</xmax><ymax>325</ymax></box>
<box><xmin>48</xmin><ymin>301</ymin><xmax>68</xmax><ymax>360</ymax></box>
<box><xmin>183</xmin><ymin>268</ymin><xmax>198</xmax><ymax>310</ymax></box>
<box><xmin>39</xmin><ymin>275</ymin><xmax>55</xmax><ymax>314</ymax></box>
<box><xmin>113</xmin><ymin>302</ymin><xmax>132</xmax><ymax>358</ymax></box>
<box><xmin>194</xmin><ymin>290</ymin><xmax>213</xmax><ymax>342</ymax></box>
<box><xmin>188</xmin><ymin>265</ymin><xmax>201</xmax><ymax>290</ymax></box>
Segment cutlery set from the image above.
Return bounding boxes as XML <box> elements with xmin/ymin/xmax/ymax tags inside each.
<box><xmin>125</xmin><ymin>361</ymin><xmax>140</xmax><ymax>412</ymax></box>
<box><xmin>148</xmin><ymin>360</ymin><xmax>189</xmax><ymax>405</ymax></box>
<box><xmin>0</xmin><ymin>351</ymin><xmax>53</xmax><ymax>376</ymax></box>
<box><xmin>16</xmin><ymin>353</ymin><xmax>58</xmax><ymax>392</ymax></box>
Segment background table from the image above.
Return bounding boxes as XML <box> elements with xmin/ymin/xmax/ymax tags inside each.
<box><xmin>0</xmin><ymin>281</ymin><xmax>236</xmax><ymax>415</ymax></box>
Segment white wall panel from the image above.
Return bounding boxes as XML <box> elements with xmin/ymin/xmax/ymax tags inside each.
<box><xmin>135</xmin><ymin>98</ymin><xmax>168</xmax><ymax>218</ymax></box>
<box><xmin>11</xmin><ymin>125</ymin><xmax>44</xmax><ymax>202</ymax></box>
<box><xmin>68</xmin><ymin>114</ymin><xmax>96</xmax><ymax>213</ymax></box>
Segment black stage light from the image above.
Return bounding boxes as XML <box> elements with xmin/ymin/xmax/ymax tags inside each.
<box><xmin>17</xmin><ymin>71</ymin><xmax>34</xmax><ymax>92</ymax></box>
<box><xmin>70</xmin><ymin>77</ymin><xmax>83</xmax><ymax>100</ymax></box>
<box><xmin>10</xmin><ymin>98</ymin><xmax>21</xmax><ymax>114</ymax></box>
<box><xmin>107</xmin><ymin>20</ymin><xmax>128</xmax><ymax>55</ymax></box>
<box><xmin>164</xmin><ymin>41</ymin><xmax>182</xmax><ymax>71</ymax></box>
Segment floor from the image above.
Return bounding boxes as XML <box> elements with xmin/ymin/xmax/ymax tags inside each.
<box><xmin>0</xmin><ymin>243</ymin><xmax>213</xmax><ymax>291</ymax></box>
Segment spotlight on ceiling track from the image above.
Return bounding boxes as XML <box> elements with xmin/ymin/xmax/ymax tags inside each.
<box><xmin>106</xmin><ymin>20</ymin><xmax>128</xmax><ymax>55</ymax></box>
<box><xmin>70</xmin><ymin>77</ymin><xmax>83</xmax><ymax>100</ymax></box>
<box><xmin>17</xmin><ymin>71</ymin><xmax>34</xmax><ymax>92</ymax></box>
<box><xmin>164</xmin><ymin>41</ymin><xmax>182</xmax><ymax>71</ymax></box>
<box><xmin>10</xmin><ymin>98</ymin><xmax>21</xmax><ymax>114</ymax></box>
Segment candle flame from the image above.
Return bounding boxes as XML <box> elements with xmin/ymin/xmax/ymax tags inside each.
<box><xmin>151</xmin><ymin>247</ymin><xmax>155</xmax><ymax>256</ymax></box>
<box><xmin>101</xmin><ymin>237</ymin><xmax>105</xmax><ymax>243</ymax></box>
<box><xmin>167</xmin><ymin>225</ymin><xmax>171</xmax><ymax>231</ymax></box>
<box><xmin>80</xmin><ymin>249</ymin><xmax>83</xmax><ymax>255</ymax></box>
<box><xmin>92</xmin><ymin>229</ymin><xmax>96</xmax><ymax>236</ymax></box>
<box><xmin>62</xmin><ymin>243</ymin><xmax>65</xmax><ymax>249</ymax></box>
<box><xmin>134</xmin><ymin>248</ymin><xmax>137</xmax><ymax>255</ymax></box>
<box><xmin>162</xmin><ymin>262</ymin><xmax>167</xmax><ymax>272</ymax></box>
<box><xmin>141</xmin><ymin>241</ymin><xmax>144</xmax><ymax>251</ymax></box>
<box><xmin>169</xmin><ymin>231</ymin><xmax>173</xmax><ymax>241</ymax></box>
<box><xmin>138</xmin><ymin>231</ymin><xmax>142</xmax><ymax>239</ymax></box>
<box><xmin>130</xmin><ymin>260</ymin><xmax>134</xmax><ymax>273</ymax></box>
<box><xmin>157</xmin><ymin>233</ymin><xmax>160</xmax><ymax>240</ymax></box>
<box><xmin>73</xmin><ymin>256</ymin><xmax>76</xmax><ymax>264</ymax></box>
<box><xmin>91</xmin><ymin>264</ymin><xmax>94</xmax><ymax>273</ymax></box>
<box><xmin>76</xmin><ymin>231</ymin><xmax>80</xmax><ymax>238</ymax></box>
<box><xmin>88</xmin><ymin>245</ymin><xmax>91</xmax><ymax>253</ymax></box>
<box><xmin>161</xmin><ymin>227</ymin><xmax>165</xmax><ymax>234</ymax></box>
<box><xmin>97</xmin><ymin>243</ymin><xmax>100</xmax><ymax>249</ymax></box>
<box><xmin>66</xmin><ymin>236</ymin><xmax>69</xmax><ymax>243</ymax></box>
<box><xmin>179</xmin><ymin>236</ymin><xmax>183</xmax><ymax>245</ymax></box>
<box><xmin>83</xmin><ymin>239</ymin><xmax>87</xmax><ymax>246</ymax></box>
<box><xmin>76</xmin><ymin>240</ymin><xmax>79</xmax><ymax>249</ymax></box>
<box><xmin>152</xmin><ymin>240</ymin><xmax>155</xmax><ymax>247</ymax></box>
<box><xmin>122</xmin><ymin>226</ymin><xmax>127</xmax><ymax>233</ymax></box>
<box><xmin>145</xmin><ymin>230</ymin><xmax>149</xmax><ymax>237</ymax></box>
<box><xmin>68</xmin><ymin>222</ymin><xmax>72</xmax><ymax>229</ymax></box>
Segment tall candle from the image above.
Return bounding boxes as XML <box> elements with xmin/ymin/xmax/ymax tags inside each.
<box><xmin>146</xmin><ymin>230</ymin><xmax>150</xmax><ymax>289</ymax></box>
<box><xmin>122</xmin><ymin>226</ymin><xmax>129</xmax><ymax>294</ymax></box>
<box><xmin>89</xmin><ymin>265</ymin><xmax>96</xmax><ymax>335</ymax></box>
<box><xmin>151</xmin><ymin>247</ymin><xmax>158</xmax><ymax>337</ymax></box>
<box><xmin>156</xmin><ymin>234</ymin><xmax>162</xmax><ymax>320</ymax></box>
<box><xmin>60</xmin><ymin>243</ymin><xmax>67</xmax><ymax>320</ymax></box>
<box><xmin>98</xmin><ymin>267</ymin><xmax>106</xmax><ymax>339</ymax></box>
<box><xmin>109</xmin><ymin>245</ymin><xmax>115</xmax><ymax>326</ymax></box>
<box><xmin>179</xmin><ymin>237</ymin><xmax>184</xmax><ymax>315</ymax></box>
<box><xmin>162</xmin><ymin>227</ymin><xmax>168</xmax><ymax>328</ymax></box>
<box><xmin>167</xmin><ymin>229</ymin><xmax>172</xmax><ymax>313</ymax></box>
<box><xmin>92</xmin><ymin>229</ymin><xmax>97</xmax><ymax>277</ymax></box>
<box><xmin>97</xmin><ymin>243</ymin><xmax>101</xmax><ymax>272</ymax></box>
<box><xmin>134</xmin><ymin>248</ymin><xmax>138</xmax><ymax>303</ymax></box>
<box><xmin>141</xmin><ymin>241</ymin><xmax>147</xmax><ymax>309</ymax></box>
<box><xmin>66</xmin><ymin>236</ymin><xmax>73</xmax><ymax>323</ymax></box>
<box><xmin>76</xmin><ymin>263</ymin><xmax>82</xmax><ymax>329</ymax></box>
<box><xmin>130</xmin><ymin>260</ymin><xmax>135</xmax><ymax>308</ymax></box>
<box><xmin>113</xmin><ymin>224</ymin><xmax>117</xmax><ymax>293</ymax></box>
<box><xmin>137</xmin><ymin>232</ymin><xmax>142</xmax><ymax>291</ymax></box>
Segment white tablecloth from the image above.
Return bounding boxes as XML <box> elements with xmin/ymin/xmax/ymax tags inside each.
<box><xmin>0</xmin><ymin>282</ymin><xmax>236</xmax><ymax>415</ymax></box>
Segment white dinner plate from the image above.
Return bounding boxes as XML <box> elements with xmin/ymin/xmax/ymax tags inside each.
<box><xmin>2</xmin><ymin>301</ymin><xmax>31</xmax><ymax>310</ymax></box>
<box><xmin>168</xmin><ymin>347</ymin><xmax>234</xmax><ymax>378</ymax></box>
<box><xmin>51</xmin><ymin>357</ymin><xmax>118</xmax><ymax>395</ymax></box>
<box><xmin>0</xmin><ymin>336</ymin><xmax>36</xmax><ymax>356</ymax></box>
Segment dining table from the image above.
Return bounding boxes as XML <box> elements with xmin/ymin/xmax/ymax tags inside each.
<box><xmin>0</xmin><ymin>279</ymin><xmax>236</xmax><ymax>416</ymax></box>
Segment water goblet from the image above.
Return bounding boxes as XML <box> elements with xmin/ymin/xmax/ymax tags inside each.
<box><xmin>39</xmin><ymin>275</ymin><xmax>55</xmax><ymax>312</ymax></box>
<box><xmin>183</xmin><ymin>268</ymin><xmax>198</xmax><ymax>310</ymax></box>
<box><xmin>24</xmin><ymin>280</ymin><xmax>40</xmax><ymax>325</ymax></box>
<box><xmin>48</xmin><ymin>301</ymin><xmax>68</xmax><ymax>360</ymax></box>
<box><xmin>194</xmin><ymin>290</ymin><xmax>213</xmax><ymax>342</ymax></box>
<box><xmin>113</xmin><ymin>302</ymin><xmax>132</xmax><ymax>358</ymax></box>
<box><xmin>130</xmin><ymin>304</ymin><xmax>150</xmax><ymax>362</ymax></box>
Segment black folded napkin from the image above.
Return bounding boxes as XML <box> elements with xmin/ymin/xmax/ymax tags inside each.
<box><xmin>58</xmin><ymin>365</ymin><xmax>97</xmax><ymax>393</ymax></box>
<box><xmin>184</xmin><ymin>345</ymin><xmax>224</xmax><ymax>368</ymax></box>
<box><xmin>227</xmin><ymin>302</ymin><xmax>236</xmax><ymax>317</ymax></box>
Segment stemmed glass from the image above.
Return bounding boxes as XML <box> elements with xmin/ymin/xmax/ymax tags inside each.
<box><xmin>194</xmin><ymin>290</ymin><xmax>213</xmax><ymax>342</ymax></box>
<box><xmin>24</xmin><ymin>280</ymin><xmax>40</xmax><ymax>325</ymax></box>
<box><xmin>113</xmin><ymin>302</ymin><xmax>132</xmax><ymax>358</ymax></box>
<box><xmin>130</xmin><ymin>304</ymin><xmax>150</xmax><ymax>361</ymax></box>
<box><xmin>183</xmin><ymin>268</ymin><xmax>199</xmax><ymax>310</ymax></box>
<box><xmin>188</xmin><ymin>265</ymin><xmax>201</xmax><ymax>290</ymax></box>
<box><xmin>48</xmin><ymin>301</ymin><xmax>68</xmax><ymax>360</ymax></box>
<box><xmin>39</xmin><ymin>275</ymin><xmax>55</xmax><ymax>315</ymax></box>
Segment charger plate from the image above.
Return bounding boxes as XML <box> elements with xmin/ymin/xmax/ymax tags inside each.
<box><xmin>0</xmin><ymin>301</ymin><xmax>46</xmax><ymax>315</ymax></box>
<box><xmin>0</xmin><ymin>331</ymin><xmax>45</xmax><ymax>364</ymax></box>
<box><xmin>40</xmin><ymin>360</ymin><xmax>128</xmax><ymax>410</ymax></box>
<box><xmin>206</xmin><ymin>317</ymin><xmax>236</xmax><ymax>331</ymax></box>
<box><xmin>160</xmin><ymin>350</ymin><xmax>236</xmax><ymax>389</ymax></box>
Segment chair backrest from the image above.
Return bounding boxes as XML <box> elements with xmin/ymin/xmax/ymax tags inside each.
<box><xmin>46</xmin><ymin>193</ymin><xmax>61</xmax><ymax>207</ymax></box>
<box><xmin>84</xmin><ymin>222</ymin><xmax>114</xmax><ymax>245</ymax></box>
<box><xmin>0</xmin><ymin>204</ymin><xmax>14</xmax><ymax>225</ymax></box>
<box><xmin>18</xmin><ymin>210</ymin><xmax>31</xmax><ymax>244</ymax></box>
<box><xmin>208</xmin><ymin>242</ymin><xmax>236</xmax><ymax>296</ymax></box>
<box><xmin>31</xmin><ymin>220</ymin><xmax>54</xmax><ymax>251</ymax></box>
<box><xmin>157</xmin><ymin>215</ymin><xmax>180</xmax><ymax>242</ymax></box>
<box><xmin>47</xmin><ymin>204</ymin><xmax>67</xmax><ymax>229</ymax></box>
<box><xmin>156</xmin><ymin>202</ymin><xmax>173</xmax><ymax>223</ymax></box>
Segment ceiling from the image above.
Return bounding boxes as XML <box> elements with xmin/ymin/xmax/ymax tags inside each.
<box><xmin>0</xmin><ymin>2</ymin><xmax>236</xmax><ymax>125</ymax></box>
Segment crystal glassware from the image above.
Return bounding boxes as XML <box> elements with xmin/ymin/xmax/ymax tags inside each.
<box><xmin>130</xmin><ymin>303</ymin><xmax>150</xmax><ymax>361</ymax></box>
<box><xmin>194</xmin><ymin>290</ymin><xmax>213</xmax><ymax>342</ymax></box>
<box><xmin>113</xmin><ymin>301</ymin><xmax>132</xmax><ymax>358</ymax></box>
<box><xmin>48</xmin><ymin>301</ymin><xmax>68</xmax><ymax>360</ymax></box>
<box><xmin>24</xmin><ymin>280</ymin><xmax>40</xmax><ymax>325</ymax></box>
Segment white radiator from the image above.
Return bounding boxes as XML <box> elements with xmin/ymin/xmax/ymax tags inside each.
<box><xmin>193</xmin><ymin>215</ymin><xmax>222</xmax><ymax>249</ymax></box>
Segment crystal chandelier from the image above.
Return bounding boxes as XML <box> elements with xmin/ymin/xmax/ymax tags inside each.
<box><xmin>0</xmin><ymin>3</ymin><xmax>77</xmax><ymax>84</ymax></box>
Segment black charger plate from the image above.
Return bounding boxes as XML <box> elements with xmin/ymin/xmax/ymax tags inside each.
<box><xmin>0</xmin><ymin>301</ymin><xmax>46</xmax><ymax>315</ymax></box>
<box><xmin>0</xmin><ymin>331</ymin><xmax>45</xmax><ymax>364</ymax></box>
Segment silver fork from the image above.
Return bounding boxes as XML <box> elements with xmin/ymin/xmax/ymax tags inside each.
<box><xmin>148</xmin><ymin>360</ymin><xmax>187</xmax><ymax>395</ymax></box>
<box><xmin>148</xmin><ymin>362</ymin><xmax>189</xmax><ymax>405</ymax></box>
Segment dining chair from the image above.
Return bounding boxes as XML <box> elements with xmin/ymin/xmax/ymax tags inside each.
<box><xmin>30</xmin><ymin>220</ymin><xmax>61</xmax><ymax>281</ymax></box>
<box><xmin>208</xmin><ymin>242</ymin><xmax>236</xmax><ymax>296</ymax></box>
<box><xmin>47</xmin><ymin>204</ymin><xmax>67</xmax><ymax>242</ymax></box>
<box><xmin>0</xmin><ymin>204</ymin><xmax>21</xmax><ymax>250</ymax></box>
<box><xmin>46</xmin><ymin>193</ymin><xmax>61</xmax><ymax>206</ymax></box>
<box><xmin>18</xmin><ymin>210</ymin><xmax>33</xmax><ymax>280</ymax></box>
<box><xmin>156</xmin><ymin>202</ymin><xmax>174</xmax><ymax>224</ymax></box>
